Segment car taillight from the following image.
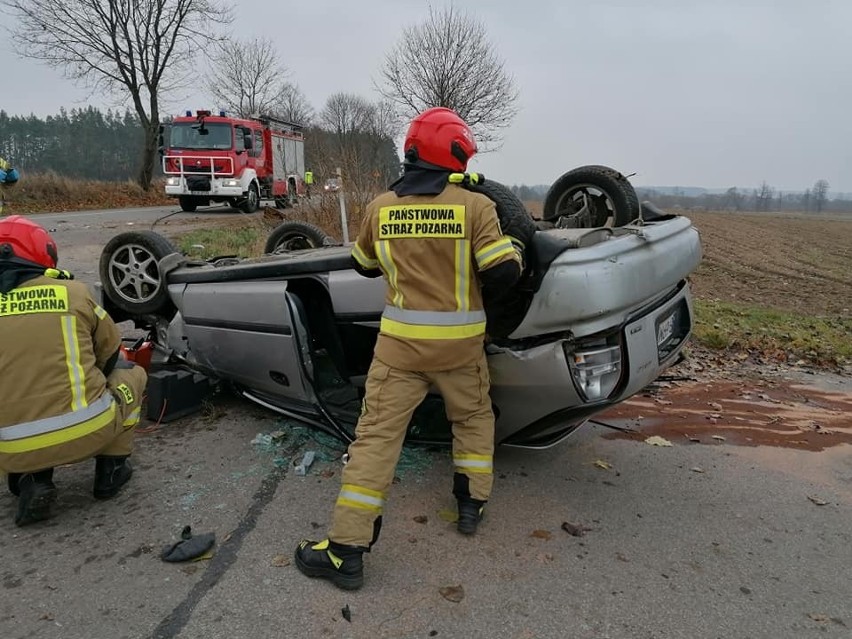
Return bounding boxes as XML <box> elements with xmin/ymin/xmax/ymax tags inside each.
<box><xmin>566</xmin><ymin>343</ymin><xmax>622</xmax><ymax>401</ymax></box>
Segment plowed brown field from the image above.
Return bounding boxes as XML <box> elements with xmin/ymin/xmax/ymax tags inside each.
<box><xmin>688</xmin><ymin>211</ymin><xmax>852</xmax><ymax>315</ymax></box>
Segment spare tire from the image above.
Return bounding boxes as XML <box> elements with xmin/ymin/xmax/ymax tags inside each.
<box><xmin>264</xmin><ymin>221</ymin><xmax>333</xmax><ymax>254</ymax></box>
<box><xmin>99</xmin><ymin>231</ymin><xmax>177</xmax><ymax>316</ymax></box>
<box><xmin>543</xmin><ymin>165</ymin><xmax>640</xmax><ymax>227</ymax></box>
<box><xmin>463</xmin><ymin>179</ymin><xmax>537</xmax><ymax>261</ymax></box>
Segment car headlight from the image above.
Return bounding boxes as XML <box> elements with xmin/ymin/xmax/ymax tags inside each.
<box><xmin>567</xmin><ymin>343</ymin><xmax>622</xmax><ymax>401</ymax></box>
<box><xmin>166</xmin><ymin>177</ymin><xmax>181</xmax><ymax>186</ymax></box>
<box><xmin>221</xmin><ymin>179</ymin><xmax>240</xmax><ymax>188</ymax></box>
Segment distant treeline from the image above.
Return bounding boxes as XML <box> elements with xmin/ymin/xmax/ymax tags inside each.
<box><xmin>511</xmin><ymin>183</ymin><xmax>852</xmax><ymax>213</ymax></box>
<box><xmin>0</xmin><ymin>107</ymin><xmax>145</xmax><ymax>181</ymax></box>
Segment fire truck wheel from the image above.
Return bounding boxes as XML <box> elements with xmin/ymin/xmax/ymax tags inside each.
<box><xmin>264</xmin><ymin>221</ymin><xmax>332</xmax><ymax>254</ymax></box>
<box><xmin>178</xmin><ymin>196</ymin><xmax>198</xmax><ymax>212</ymax></box>
<box><xmin>99</xmin><ymin>231</ymin><xmax>177</xmax><ymax>316</ymax></box>
<box><xmin>240</xmin><ymin>183</ymin><xmax>260</xmax><ymax>213</ymax></box>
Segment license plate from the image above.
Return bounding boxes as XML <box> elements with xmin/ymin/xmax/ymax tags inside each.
<box><xmin>657</xmin><ymin>312</ymin><xmax>676</xmax><ymax>346</ymax></box>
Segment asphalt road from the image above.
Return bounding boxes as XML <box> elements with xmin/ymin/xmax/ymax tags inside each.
<box><xmin>1</xmin><ymin>206</ymin><xmax>850</xmax><ymax>639</ymax></box>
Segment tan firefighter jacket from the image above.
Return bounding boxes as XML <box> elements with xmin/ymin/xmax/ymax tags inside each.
<box><xmin>352</xmin><ymin>183</ymin><xmax>522</xmax><ymax>371</ymax></box>
<box><xmin>0</xmin><ymin>274</ymin><xmax>122</xmax><ymax>472</ymax></box>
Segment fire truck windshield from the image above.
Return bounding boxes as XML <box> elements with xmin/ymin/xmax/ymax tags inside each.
<box><xmin>169</xmin><ymin>122</ymin><xmax>233</xmax><ymax>150</ymax></box>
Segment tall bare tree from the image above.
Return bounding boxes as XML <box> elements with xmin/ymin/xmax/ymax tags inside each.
<box><xmin>4</xmin><ymin>0</ymin><xmax>231</xmax><ymax>190</ymax></box>
<box><xmin>208</xmin><ymin>38</ymin><xmax>289</xmax><ymax>116</ymax></box>
<box><xmin>753</xmin><ymin>181</ymin><xmax>774</xmax><ymax>212</ymax></box>
<box><xmin>276</xmin><ymin>83</ymin><xmax>314</xmax><ymax>126</ymax></box>
<box><xmin>377</xmin><ymin>6</ymin><xmax>519</xmax><ymax>149</ymax></box>
<box><xmin>812</xmin><ymin>179</ymin><xmax>830</xmax><ymax>213</ymax></box>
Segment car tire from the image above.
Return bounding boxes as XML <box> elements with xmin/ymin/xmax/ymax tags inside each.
<box><xmin>99</xmin><ymin>231</ymin><xmax>177</xmax><ymax>316</ymax></box>
<box><xmin>264</xmin><ymin>221</ymin><xmax>332</xmax><ymax>254</ymax></box>
<box><xmin>543</xmin><ymin>165</ymin><xmax>640</xmax><ymax>227</ymax></box>
<box><xmin>240</xmin><ymin>183</ymin><xmax>260</xmax><ymax>214</ymax></box>
<box><xmin>463</xmin><ymin>179</ymin><xmax>537</xmax><ymax>260</ymax></box>
<box><xmin>178</xmin><ymin>196</ymin><xmax>198</xmax><ymax>212</ymax></box>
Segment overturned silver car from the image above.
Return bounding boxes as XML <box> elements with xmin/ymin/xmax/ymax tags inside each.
<box><xmin>98</xmin><ymin>166</ymin><xmax>702</xmax><ymax>449</ymax></box>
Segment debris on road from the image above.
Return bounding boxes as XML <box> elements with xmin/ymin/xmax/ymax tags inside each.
<box><xmin>439</xmin><ymin>585</ymin><xmax>465</xmax><ymax>603</ymax></box>
<box><xmin>690</xmin><ymin>467</ymin><xmax>706</xmax><ymax>474</ymax></box>
<box><xmin>413</xmin><ymin>515</ymin><xmax>428</xmax><ymax>524</ymax></box>
<box><xmin>294</xmin><ymin>451</ymin><xmax>316</xmax><ymax>476</ymax></box>
<box><xmin>711</xmin><ymin>435</ymin><xmax>726</xmax><ymax>442</ymax></box>
<box><xmin>561</xmin><ymin>521</ymin><xmax>590</xmax><ymax>537</ymax></box>
<box><xmin>530</xmin><ymin>529</ymin><xmax>552</xmax><ymax>540</ymax></box>
<box><xmin>644</xmin><ymin>435</ymin><xmax>673</xmax><ymax>447</ymax></box>
<box><xmin>160</xmin><ymin>526</ymin><xmax>216</xmax><ymax>563</ymax></box>
<box><xmin>807</xmin><ymin>495</ymin><xmax>829</xmax><ymax>506</ymax></box>
<box><xmin>271</xmin><ymin>555</ymin><xmax>291</xmax><ymax>568</ymax></box>
<box><xmin>438</xmin><ymin>509</ymin><xmax>458</xmax><ymax>523</ymax></box>
<box><xmin>593</xmin><ymin>460</ymin><xmax>613</xmax><ymax>470</ymax></box>
<box><xmin>342</xmin><ymin>604</ymin><xmax>352</xmax><ymax>622</ymax></box>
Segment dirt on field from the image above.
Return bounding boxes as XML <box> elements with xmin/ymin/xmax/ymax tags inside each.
<box><xmin>687</xmin><ymin>212</ymin><xmax>852</xmax><ymax>316</ymax></box>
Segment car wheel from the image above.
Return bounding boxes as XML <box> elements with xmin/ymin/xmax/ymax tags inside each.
<box><xmin>543</xmin><ymin>165</ymin><xmax>640</xmax><ymax>227</ymax></box>
<box><xmin>99</xmin><ymin>231</ymin><xmax>177</xmax><ymax>315</ymax></box>
<box><xmin>264</xmin><ymin>221</ymin><xmax>332</xmax><ymax>254</ymax></box>
<box><xmin>240</xmin><ymin>183</ymin><xmax>260</xmax><ymax>214</ymax></box>
<box><xmin>463</xmin><ymin>179</ymin><xmax>537</xmax><ymax>261</ymax></box>
<box><xmin>178</xmin><ymin>196</ymin><xmax>197</xmax><ymax>212</ymax></box>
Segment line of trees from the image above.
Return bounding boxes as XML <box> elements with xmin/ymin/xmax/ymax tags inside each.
<box><xmin>510</xmin><ymin>180</ymin><xmax>852</xmax><ymax>213</ymax></box>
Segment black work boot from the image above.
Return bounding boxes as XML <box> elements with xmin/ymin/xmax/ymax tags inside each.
<box><xmin>15</xmin><ymin>470</ymin><xmax>57</xmax><ymax>527</ymax></box>
<box><xmin>294</xmin><ymin>539</ymin><xmax>364</xmax><ymax>590</ymax></box>
<box><xmin>457</xmin><ymin>498</ymin><xmax>486</xmax><ymax>535</ymax></box>
<box><xmin>93</xmin><ymin>455</ymin><xmax>133</xmax><ymax>500</ymax></box>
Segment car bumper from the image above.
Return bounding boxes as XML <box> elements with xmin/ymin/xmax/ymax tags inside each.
<box><xmin>488</xmin><ymin>281</ymin><xmax>693</xmax><ymax>449</ymax></box>
<box><xmin>165</xmin><ymin>180</ymin><xmax>244</xmax><ymax>197</ymax></box>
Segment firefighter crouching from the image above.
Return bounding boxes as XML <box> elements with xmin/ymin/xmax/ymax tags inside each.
<box><xmin>294</xmin><ymin>107</ymin><xmax>523</xmax><ymax>590</ymax></box>
<box><xmin>0</xmin><ymin>216</ymin><xmax>147</xmax><ymax>526</ymax></box>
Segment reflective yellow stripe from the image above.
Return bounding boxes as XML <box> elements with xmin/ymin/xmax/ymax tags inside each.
<box><xmin>122</xmin><ymin>407</ymin><xmax>141</xmax><ymax>427</ymax></box>
<box><xmin>381</xmin><ymin>317</ymin><xmax>486</xmax><ymax>340</ymax></box>
<box><xmin>0</xmin><ymin>402</ymin><xmax>116</xmax><ymax>453</ymax></box>
<box><xmin>475</xmin><ymin>237</ymin><xmax>516</xmax><ymax>269</ymax></box>
<box><xmin>351</xmin><ymin>243</ymin><xmax>379</xmax><ymax>269</ymax></box>
<box><xmin>61</xmin><ymin>315</ymin><xmax>88</xmax><ymax>411</ymax></box>
<box><xmin>454</xmin><ymin>239</ymin><xmax>470</xmax><ymax>312</ymax></box>
<box><xmin>336</xmin><ymin>483</ymin><xmax>386</xmax><ymax>513</ymax></box>
<box><xmin>376</xmin><ymin>240</ymin><xmax>403</xmax><ymax>307</ymax></box>
<box><xmin>94</xmin><ymin>304</ymin><xmax>108</xmax><ymax>320</ymax></box>
<box><xmin>454</xmin><ymin>453</ymin><xmax>493</xmax><ymax>474</ymax></box>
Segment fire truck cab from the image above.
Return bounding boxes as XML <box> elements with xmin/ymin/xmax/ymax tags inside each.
<box><xmin>161</xmin><ymin>110</ymin><xmax>308</xmax><ymax>213</ymax></box>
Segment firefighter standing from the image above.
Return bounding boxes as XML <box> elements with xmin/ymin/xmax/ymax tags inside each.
<box><xmin>0</xmin><ymin>157</ymin><xmax>20</xmax><ymax>215</ymax></box>
<box><xmin>294</xmin><ymin>107</ymin><xmax>523</xmax><ymax>590</ymax></box>
<box><xmin>0</xmin><ymin>216</ymin><xmax>148</xmax><ymax>526</ymax></box>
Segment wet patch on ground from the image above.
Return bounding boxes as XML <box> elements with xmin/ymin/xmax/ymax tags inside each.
<box><xmin>599</xmin><ymin>379</ymin><xmax>852</xmax><ymax>451</ymax></box>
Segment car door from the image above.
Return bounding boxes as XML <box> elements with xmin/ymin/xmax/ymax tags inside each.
<box><xmin>177</xmin><ymin>279</ymin><xmax>313</xmax><ymax>403</ymax></box>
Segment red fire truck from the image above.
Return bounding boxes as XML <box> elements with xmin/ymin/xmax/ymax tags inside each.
<box><xmin>161</xmin><ymin>109</ymin><xmax>310</xmax><ymax>213</ymax></box>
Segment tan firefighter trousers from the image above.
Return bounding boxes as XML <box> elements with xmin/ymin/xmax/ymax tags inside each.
<box><xmin>329</xmin><ymin>352</ymin><xmax>494</xmax><ymax>547</ymax></box>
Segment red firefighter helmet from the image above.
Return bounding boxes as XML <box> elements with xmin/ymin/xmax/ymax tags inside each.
<box><xmin>0</xmin><ymin>215</ymin><xmax>58</xmax><ymax>268</ymax></box>
<box><xmin>403</xmin><ymin>107</ymin><xmax>477</xmax><ymax>172</ymax></box>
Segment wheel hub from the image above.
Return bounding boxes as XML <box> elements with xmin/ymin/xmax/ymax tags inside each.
<box><xmin>107</xmin><ymin>244</ymin><xmax>161</xmax><ymax>303</ymax></box>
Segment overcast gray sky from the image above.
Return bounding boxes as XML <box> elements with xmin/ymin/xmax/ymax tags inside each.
<box><xmin>2</xmin><ymin>0</ymin><xmax>850</xmax><ymax>192</ymax></box>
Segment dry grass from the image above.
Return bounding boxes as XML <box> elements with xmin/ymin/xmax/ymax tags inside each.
<box><xmin>1</xmin><ymin>171</ymin><xmax>171</xmax><ymax>215</ymax></box>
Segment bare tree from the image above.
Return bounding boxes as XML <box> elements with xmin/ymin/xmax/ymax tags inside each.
<box><xmin>753</xmin><ymin>181</ymin><xmax>774</xmax><ymax>212</ymax></box>
<box><xmin>208</xmin><ymin>38</ymin><xmax>288</xmax><ymax>117</ymax></box>
<box><xmin>812</xmin><ymin>179</ymin><xmax>830</xmax><ymax>213</ymax></box>
<box><xmin>377</xmin><ymin>5</ymin><xmax>519</xmax><ymax>149</ymax></box>
<box><xmin>276</xmin><ymin>83</ymin><xmax>314</xmax><ymax>126</ymax></box>
<box><xmin>722</xmin><ymin>186</ymin><xmax>745</xmax><ymax>211</ymax></box>
<box><xmin>4</xmin><ymin>0</ymin><xmax>231</xmax><ymax>190</ymax></box>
